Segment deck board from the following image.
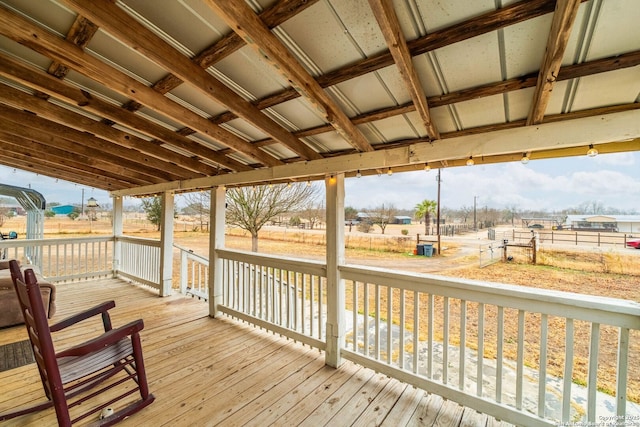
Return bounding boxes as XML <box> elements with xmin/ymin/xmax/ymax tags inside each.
<box><xmin>0</xmin><ymin>278</ymin><xmax>513</xmax><ymax>426</ymax></box>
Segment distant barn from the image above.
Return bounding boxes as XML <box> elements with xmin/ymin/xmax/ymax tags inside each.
<box><xmin>393</xmin><ymin>216</ymin><xmax>412</xmax><ymax>225</ymax></box>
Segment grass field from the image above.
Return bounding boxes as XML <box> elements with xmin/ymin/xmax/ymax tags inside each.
<box><xmin>3</xmin><ymin>215</ymin><xmax>638</xmax><ymax>401</ymax></box>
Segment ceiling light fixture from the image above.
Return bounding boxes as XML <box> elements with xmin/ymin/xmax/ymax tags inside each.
<box><xmin>587</xmin><ymin>144</ymin><xmax>598</xmax><ymax>157</ymax></box>
<box><xmin>424</xmin><ymin>163</ymin><xmax>430</xmax><ymax>172</ymax></box>
<box><xmin>387</xmin><ymin>167</ymin><xmax>393</xmax><ymax>176</ymax></box>
<box><xmin>356</xmin><ymin>170</ymin><xmax>362</xmax><ymax>178</ymax></box>
<box><xmin>466</xmin><ymin>156</ymin><xmax>474</xmax><ymax>166</ymax></box>
<box><xmin>521</xmin><ymin>153</ymin><xmax>530</xmax><ymax>164</ymax></box>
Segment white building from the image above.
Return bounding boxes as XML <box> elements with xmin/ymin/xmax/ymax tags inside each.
<box><xmin>564</xmin><ymin>215</ymin><xmax>640</xmax><ymax>233</ymax></box>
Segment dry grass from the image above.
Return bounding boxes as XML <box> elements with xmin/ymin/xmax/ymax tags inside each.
<box><xmin>4</xmin><ymin>216</ymin><xmax>638</xmax><ymax>401</ymax></box>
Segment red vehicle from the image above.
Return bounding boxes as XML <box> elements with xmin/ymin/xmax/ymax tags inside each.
<box><xmin>627</xmin><ymin>239</ymin><xmax>640</xmax><ymax>249</ymax></box>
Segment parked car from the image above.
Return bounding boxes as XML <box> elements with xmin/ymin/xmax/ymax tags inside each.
<box><xmin>528</xmin><ymin>224</ymin><xmax>544</xmax><ymax>229</ymax></box>
<box><xmin>626</xmin><ymin>239</ymin><xmax>640</xmax><ymax>249</ymax></box>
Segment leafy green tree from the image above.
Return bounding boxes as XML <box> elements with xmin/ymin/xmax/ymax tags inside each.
<box><xmin>226</xmin><ymin>183</ymin><xmax>318</xmax><ymax>252</ymax></box>
<box><xmin>344</xmin><ymin>206</ymin><xmax>358</xmax><ymax>221</ymax></box>
<box><xmin>141</xmin><ymin>197</ymin><xmax>162</xmax><ymax>231</ymax></box>
<box><xmin>415</xmin><ymin>199</ymin><xmax>438</xmax><ymax>235</ymax></box>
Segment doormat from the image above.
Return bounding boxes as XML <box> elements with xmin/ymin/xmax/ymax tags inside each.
<box><xmin>0</xmin><ymin>340</ymin><xmax>35</xmax><ymax>372</ymax></box>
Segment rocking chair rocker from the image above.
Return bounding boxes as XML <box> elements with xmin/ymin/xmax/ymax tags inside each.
<box><xmin>1</xmin><ymin>261</ymin><xmax>155</xmax><ymax>426</ymax></box>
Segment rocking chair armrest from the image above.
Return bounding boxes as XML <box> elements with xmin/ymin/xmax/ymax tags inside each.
<box><xmin>49</xmin><ymin>301</ymin><xmax>116</xmax><ymax>333</ymax></box>
<box><xmin>55</xmin><ymin>319</ymin><xmax>144</xmax><ymax>358</ymax></box>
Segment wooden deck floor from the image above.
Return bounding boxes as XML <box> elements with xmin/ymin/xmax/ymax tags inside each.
<box><xmin>0</xmin><ymin>278</ymin><xmax>514</xmax><ymax>426</ymax></box>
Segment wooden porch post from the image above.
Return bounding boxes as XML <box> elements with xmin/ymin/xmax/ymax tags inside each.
<box><xmin>112</xmin><ymin>195</ymin><xmax>123</xmax><ymax>277</ymax></box>
<box><xmin>159</xmin><ymin>191</ymin><xmax>174</xmax><ymax>297</ymax></box>
<box><xmin>208</xmin><ymin>186</ymin><xmax>225</xmax><ymax>318</ymax></box>
<box><xmin>325</xmin><ymin>173</ymin><xmax>345</xmax><ymax>368</ymax></box>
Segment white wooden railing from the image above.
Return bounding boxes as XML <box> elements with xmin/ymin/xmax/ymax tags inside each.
<box><xmin>176</xmin><ymin>244</ymin><xmax>209</xmax><ymax>300</ymax></box>
<box><xmin>173</xmin><ymin>246</ymin><xmax>640</xmax><ymax>427</ymax></box>
<box><xmin>116</xmin><ymin>236</ymin><xmax>161</xmax><ymax>289</ymax></box>
<box><xmin>10</xmin><ymin>238</ymin><xmax>634</xmax><ymax>427</ymax></box>
<box><xmin>0</xmin><ymin>236</ymin><xmax>113</xmax><ymax>281</ymax></box>
<box><xmin>0</xmin><ymin>236</ymin><xmax>160</xmax><ymax>288</ymax></box>
<box><xmin>340</xmin><ymin>265</ymin><xmax>640</xmax><ymax>427</ymax></box>
<box><xmin>216</xmin><ymin>249</ymin><xmax>327</xmax><ymax>350</ymax></box>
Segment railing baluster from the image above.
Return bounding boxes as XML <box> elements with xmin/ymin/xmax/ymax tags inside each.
<box><xmin>443</xmin><ymin>296</ymin><xmax>449</xmax><ymax>385</ymax></box>
<box><xmin>539</xmin><ymin>314</ymin><xmax>548</xmax><ymax>418</ymax></box>
<box><xmin>353</xmin><ymin>282</ymin><xmax>358</xmax><ymax>351</ymax></box>
<box><xmin>375</xmin><ymin>284</ymin><xmax>380</xmax><ymax>360</ymax></box>
<box><xmin>301</xmin><ymin>274</ymin><xmax>306</xmax><ymax>335</ymax></box>
<box><xmin>562</xmin><ymin>318</ymin><xmax>575</xmax><ymax>422</ymax></box>
<box><xmin>387</xmin><ymin>285</ymin><xmax>392</xmax><ymax>365</ymax></box>
<box><xmin>617</xmin><ymin>327</ymin><xmax>630</xmax><ymax>417</ymax></box>
<box><xmin>364</xmin><ymin>282</ymin><xmax>370</xmax><ymax>357</ymax></box>
<box><xmin>310</xmin><ymin>275</ymin><xmax>315</xmax><ymax>337</ymax></box>
<box><xmin>587</xmin><ymin>322</ymin><xmax>599</xmax><ymax>421</ymax></box>
<box><xmin>516</xmin><ymin>310</ymin><xmax>525</xmax><ymax>410</ymax></box>
<box><xmin>459</xmin><ymin>299</ymin><xmax>466</xmax><ymax>390</ymax></box>
<box><xmin>496</xmin><ymin>306</ymin><xmax>504</xmax><ymax>403</ymax></box>
<box><xmin>413</xmin><ymin>290</ymin><xmax>419</xmax><ymax>375</ymax></box>
<box><xmin>428</xmin><ymin>293</ymin><xmax>433</xmax><ymax>379</ymax></box>
<box><xmin>399</xmin><ymin>288</ymin><xmax>405</xmax><ymax>369</ymax></box>
<box><xmin>477</xmin><ymin>302</ymin><xmax>484</xmax><ymax>397</ymax></box>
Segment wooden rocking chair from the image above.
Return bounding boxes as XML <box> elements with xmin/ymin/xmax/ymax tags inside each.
<box><xmin>1</xmin><ymin>262</ymin><xmax>155</xmax><ymax>426</ymax></box>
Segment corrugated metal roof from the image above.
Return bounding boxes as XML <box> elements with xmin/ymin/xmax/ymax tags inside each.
<box><xmin>0</xmin><ymin>0</ymin><xmax>637</xmax><ymax>195</ymax></box>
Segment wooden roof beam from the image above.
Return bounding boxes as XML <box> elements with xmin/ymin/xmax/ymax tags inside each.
<box><xmin>0</xmin><ymin>4</ymin><xmax>281</xmax><ymax>168</ymax></box>
<box><xmin>0</xmin><ymin>83</ymin><xmax>208</xmax><ymax>180</ymax></box>
<box><xmin>204</xmin><ymin>0</ymin><xmax>374</xmax><ymax>153</ymax></box>
<box><xmin>0</xmin><ymin>53</ymin><xmax>250</xmax><ymax>174</ymax></box>
<box><xmin>0</xmin><ymin>105</ymin><xmax>173</xmax><ymax>184</ymax></box>
<box><xmin>368</xmin><ymin>0</ymin><xmax>439</xmax><ymax>140</ymax></box>
<box><xmin>0</xmin><ymin>131</ymin><xmax>150</xmax><ymax>188</ymax></box>
<box><xmin>63</xmin><ymin>0</ymin><xmax>322</xmax><ymax>162</ymax></box>
<box><xmin>527</xmin><ymin>0</ymin><xmax>582</xmax><ymax>125</ymax></box>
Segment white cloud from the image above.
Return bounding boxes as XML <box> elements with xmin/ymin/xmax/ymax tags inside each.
<box><xmin>2</xmin><ymin>152</ymin><xmax>640</xmax><ymax>214</ymax></box>
<box><xmin>593</xmin><ymin>152</ymin><xmax>636</xmax><ymax>166</ymax></box>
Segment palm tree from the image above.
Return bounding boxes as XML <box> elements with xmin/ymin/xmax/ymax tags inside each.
<box><xmin>415</xmin><ymin>200</ymin><xmax>438</xmax><ymax>235</ymax></box>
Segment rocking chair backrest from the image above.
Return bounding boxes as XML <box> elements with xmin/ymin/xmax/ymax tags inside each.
<box><xmin>9</xmin><ymin>260</ymin><xmax>51</xmax><ymax>400</ymax></box>
<box><xmin>15</xmin><ymin>268</ymin><xmax>70</xmax><ymax>425</ymax></box>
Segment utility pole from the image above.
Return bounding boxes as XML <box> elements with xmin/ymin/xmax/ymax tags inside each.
<box><xmin>436</xmin><ymin>169</ymin><xmax>441</xmax><ymax>255</ymax></box>
<box><xmin>473</xmin><ymin>195</ymin><xmax>478</xmax><ymax>232</ymax></box>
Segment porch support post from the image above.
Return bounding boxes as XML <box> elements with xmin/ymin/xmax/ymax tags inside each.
<box><xmin>325</xmin><ymin>173</ymin><xmax>345</xmax><ymax>368</ymax></box>
<box><xmin>208</xmin><ymin>186</ymin><xmax>226</xmax><ymax>317</ymax></box>
<box><xmin>112</xmin><ymin>195</ymin><xmax>123</xmax><ymax>277</ymax></box>
<box><xmin>159</xmin><ymin>191</ymin><xmax>174</xmax><ymax>297</ymax></box>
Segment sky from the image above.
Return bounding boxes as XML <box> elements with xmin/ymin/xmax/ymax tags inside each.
<box><xmin>1</xmin><ymin>151</ymin><xmax>638</xmax><ymax>214</ymax></box>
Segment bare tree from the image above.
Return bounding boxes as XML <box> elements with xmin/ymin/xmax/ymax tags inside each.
<box><xmin>182</xmin><ymin>191</ymin><xmax>211</xmax><ymax>231</ymax></box>
<box><xmin>226</xmin><ymin>183</ymin><xmax>319</xmax><ymax>252</ymax></box>
<box><xmin>368</xmin><ymin>204</ymin><xmax>397</xmax><ymax>234</ymax></box>
<box><xmin>301</xmin><ymin>200</ymin><xmax>325</xmax><ymax>230</ymax></box>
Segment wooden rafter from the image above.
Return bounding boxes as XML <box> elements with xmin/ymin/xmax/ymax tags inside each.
<box><xmin>234</xmin><ymin>0</ymin><xmax>560</xmax><ymax>117</ymax></box>
<box><xmin>0</xmin><ymin>53</ymin><xmax>251</xmax><ymax>174</ymax></box>
<box><xmin>204</xmin><ymin>0</ymin><xmax>374</xmax><ymax>153</ymax></box>
<box><xmin>0</xmin><ymin>132</ymin><xmax>137</xmax><ymax>189</ymax></box>
<box><xmin>250</xmin><ymin>51</ymin><xmax>640</xmax><ymax>148</ymax></box>
<box><xmin>62</xmin><ymin>0</ymin><xmax>322</xmax><ymax>162</ymax></box>
<box><xmin>0</xmin><ymin>84</ymin><xmax>206</xmax><ymax>179</ymax></box>
<box><xmin>0</xmin><ymin>105</ymin><xmax>175</xmax><ymax>184</ymax></box>
<box><xmin>0</xmin><ymin>4</ymin><xmax>281</xmax><ymax>168</ymax></box>
<box><xmin>368</xmin><ymin>0</ymin><xmax>439</xmax><ymax>140</ymax></box>
<box><xmin>527</xmin><ymin>0</ymin><xmax>582</xmax><ymax>125</ymax></box>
